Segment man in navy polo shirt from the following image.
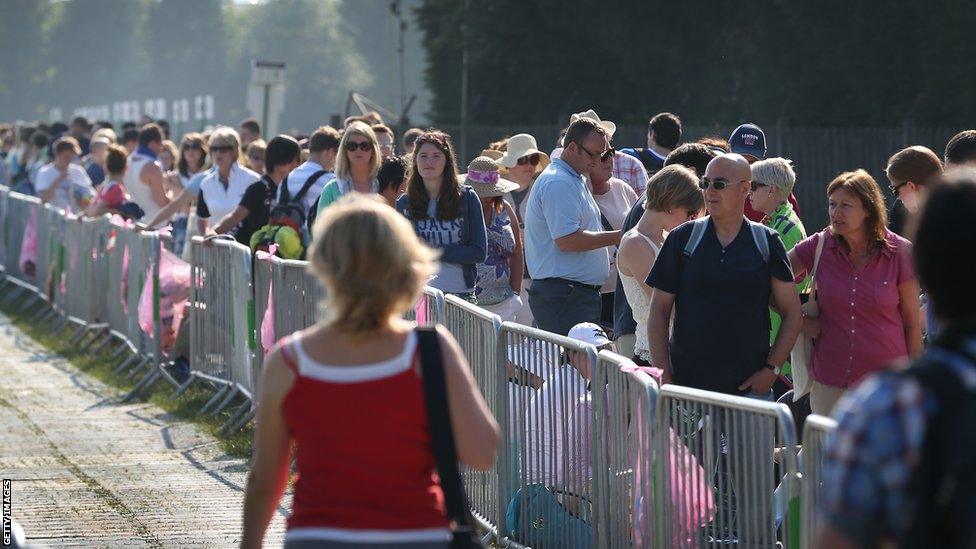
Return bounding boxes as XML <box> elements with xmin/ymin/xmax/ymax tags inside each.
<box><xmin>646</xmin><ymin>153</ymin><xmax>802</xmax><ymax>398</ymax></box>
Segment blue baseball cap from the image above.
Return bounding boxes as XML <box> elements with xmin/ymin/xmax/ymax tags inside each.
<box><xmin>729</xmin><ymin>123</ymin><xmax>767</xmax><ymax>160</ymax></box>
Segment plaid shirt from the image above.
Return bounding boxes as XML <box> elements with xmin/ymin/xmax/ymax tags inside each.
<box><xmin>612</xmin><ymin>152</ymin><xmax>648</xmax><ymax>196</ymax></box>
<box><xmin>821</xmin><ymin>339</ymin><xmax>976</xmax><ymax>545</ymax></box>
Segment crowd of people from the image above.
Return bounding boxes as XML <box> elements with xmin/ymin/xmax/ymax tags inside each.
<box><xmin>4</xmin><ymin>108</ymin><xmax>976</xmax><ymax>548</ymax></box>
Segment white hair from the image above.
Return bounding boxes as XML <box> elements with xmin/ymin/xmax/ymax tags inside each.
<box><xmin>751</xmin><ymin>157</ymin><xmax>796</xmax><ymax>198</ymax></box>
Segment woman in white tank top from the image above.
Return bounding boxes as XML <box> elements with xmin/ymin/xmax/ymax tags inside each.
<box><xmin>616</xmin><ymin>165</ymin><xmax>705</xmax><ymax>365</ymax></box>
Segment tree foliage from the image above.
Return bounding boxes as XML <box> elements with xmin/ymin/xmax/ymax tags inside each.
<box><xmin>415</xmin><ymin>0</ymin><xmax>976</xmax><ymax>126</ymax></box>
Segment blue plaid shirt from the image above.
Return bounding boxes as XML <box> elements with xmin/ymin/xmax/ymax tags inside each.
<box><xmin>820</xmin><ymin>338</ymin><xmax>976</xmax><ymax>545</ymax></box>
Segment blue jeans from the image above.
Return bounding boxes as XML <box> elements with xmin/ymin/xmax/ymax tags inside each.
<box><xmin>527</xmin><ymin>279</ymin><xmax>601</xmax><ymax>337</ymax></box>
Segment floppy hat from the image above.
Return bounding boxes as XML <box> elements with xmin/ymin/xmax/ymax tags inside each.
<box><xmin>729</xmin><ymin>123</ymin><xmax>767</xmax><ymax>160</ymax></box>
<box><xmin>462</xmin><ymin>156</ymin><xmax>520</xmax><ymax>198</ymax></box>
<box><xmin>480</xmin><ymin>148</ymin><xmax>504</xmax><ymax>161</ymax></box>
<box><xmin>499</xmin><ymin>134</ymin><xmax>550</xmax><ymax>172</ymax></box>
<box><xmin>570</xmin><ymin>109</ymin><xmax>616</xmax><ymax>139</ymax></box>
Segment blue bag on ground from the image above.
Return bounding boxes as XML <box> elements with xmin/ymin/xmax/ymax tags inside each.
<box><xmin>505</xmin><ymin>484</ymin><xmax>592</xmax><ymax>548</ymax></box>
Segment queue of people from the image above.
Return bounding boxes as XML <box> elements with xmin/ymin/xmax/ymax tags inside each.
<box><xmin>5</xmin><ymin>108</ymin><xmax>976</xmax><ymax>548</ymax></box>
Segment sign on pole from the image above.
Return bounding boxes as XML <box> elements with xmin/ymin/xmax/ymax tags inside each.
<box><xmin>247</xmin><ymin>60</ymin><xmax>286</xmax><ymax>138</ymax></box>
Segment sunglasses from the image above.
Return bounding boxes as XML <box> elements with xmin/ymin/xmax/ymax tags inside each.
<box><xmin>248</xmin><ymin>155</ymin><xmax>263</xmax><ymax>162</ymax></box>
<box><xmin>600</xmin><ymin>147</ymin><xmax>616</xmax><ymax>162</ymax></box>
<box><xmin>573</xmin><ymin>141</ymin><xmax>609</xmax><ymax>161</ymax></box>
<box><xmin>699</xmin><ymin>177</ymin><xmax>746</xmax><ymax>190</ymax></box>
<box><xmin>210</xmin><ymin>145</ymin><xmax>235</xmax><ymax>153</ymax></box>
<box><xmin>345</xmin><ymin>141</ymin><xmax>373</xmax><ymax>152</ymax></box>
<box><xmin>889</xmin><ymin>181</ymin><xmax>909</xmax><ymax>195</ymax></box>
<box><xmin>182</xmin><ymin>144</ymin><xmax>202</xmax><ymax>152</ymax></box>
<box><xmin>517</xmin><ymin>153</ymin><xmax>541</xmax><ymax>166</ymax></box>
<box><xmin>750</xmin><ymin>181</ymin><xmax>771</xmax><ymax>191</ymax></box>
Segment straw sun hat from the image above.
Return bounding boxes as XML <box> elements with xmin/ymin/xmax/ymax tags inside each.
<box><xmin>570</xmin><ymin>109</ymin><xmax>616</xmax><ymax>139</ymax></box>
<box><xmin>498</xmin><ymin>133</ymin><xmax>551</xmax><ymax>172</ymax></box>
<box><xmin>462</xmin><ymin>156</ymin><xmax>520</xmax><ymax>198</ymax></box>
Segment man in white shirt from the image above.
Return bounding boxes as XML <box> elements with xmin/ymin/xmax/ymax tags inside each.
<box><xmin>278</xmin><ymin>125</ymin><xmax>340</xmax><ymax>215</ymax></box>
<box><xmin>124</xmin><ymin>123</ymin><xmax>170</xmax><ymax>223</ymax></box>
<box><xmin>34</xmin><ymin>136</ymin><xmax>94</xmax><ymax>211</ymax></box>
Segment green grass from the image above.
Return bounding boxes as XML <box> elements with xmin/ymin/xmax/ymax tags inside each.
<box><xmin>0</xmin><ymin>285</ymin><xmax>255</xmax><ymax>460</ymax></box>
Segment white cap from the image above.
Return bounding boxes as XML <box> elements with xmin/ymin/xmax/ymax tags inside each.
<box><xmin>567</xmin><ymin>322</ymin><xmax>611</xmax><ymax>348</ymax></box>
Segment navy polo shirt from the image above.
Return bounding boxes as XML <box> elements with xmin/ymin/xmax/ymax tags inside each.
<box><xmin>646</xmin><ymin>218</ymin><xmax>793</xmax><ymax>395</ymax></box>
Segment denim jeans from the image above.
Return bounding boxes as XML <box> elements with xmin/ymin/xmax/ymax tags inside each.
<box><xmin>527</xmin><ymin>279</ymin><xmax>601</xmax><ymax>337</ymax></box>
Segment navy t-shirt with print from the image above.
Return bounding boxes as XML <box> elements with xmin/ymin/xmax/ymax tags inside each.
<box><xmin>646</xmin><ymin>218</ymin><xmax>794</xmax><ymax>395</ymax></box>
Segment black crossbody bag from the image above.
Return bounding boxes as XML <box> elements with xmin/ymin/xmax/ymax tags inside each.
<box><xmin>415</xmin><ymin>327</ymin><xmax>486</xmax><ymax>549</ymax></box>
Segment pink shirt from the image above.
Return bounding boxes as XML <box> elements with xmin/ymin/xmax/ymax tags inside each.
<box><xmin>795</xmin><ymin>229</ymin><xmax>915</xmax><ymax>388</ymax></box>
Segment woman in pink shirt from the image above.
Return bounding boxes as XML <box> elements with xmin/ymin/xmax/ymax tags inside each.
<box><xmin>788</xmin><ymin>169</ymin><xmax>923</xmax><ymax>415</ymax></box>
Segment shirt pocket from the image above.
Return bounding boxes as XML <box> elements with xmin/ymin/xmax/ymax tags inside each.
<box><xmin>871</xmin><ymin>279</ymin><xmax>900</xmax><ymax>307</ymax></box>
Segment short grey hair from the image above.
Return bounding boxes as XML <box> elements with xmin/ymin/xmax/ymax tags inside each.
<box><xmin>751</xmin><ymin>157</ymin><xmax>796</xmax><ymax>198</ymax></box>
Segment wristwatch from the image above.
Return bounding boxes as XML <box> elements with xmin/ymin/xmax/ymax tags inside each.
<box><xmin>763</xmin><ymin>363</ymin><xmax>781</xmax><ymax>376</ymax></box>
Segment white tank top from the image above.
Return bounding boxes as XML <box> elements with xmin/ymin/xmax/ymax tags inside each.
<box><xmin>619</xmin><ymin>228</ymin><xmax>663</xmax><ymax>363</ymax></box>
<box><xmin>125</xmin><ymin>154</ymin><xmax>164</xmax><ymax>222</ymax></box>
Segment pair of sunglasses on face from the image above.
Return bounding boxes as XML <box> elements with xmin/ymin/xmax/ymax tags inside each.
<box><xmin>344</xmin><ymin>141</ymin><xmax>373</xmax><ymax>152</ymax></box>
<box><xmin>517</xmin><ymin>153</ymin><xmax>541</xmax><ymax>166</ymax></box>
<box><xmin>698</xmin><ymin>177</ymin><xmax>755</xmax><ymax>190</ymax></box>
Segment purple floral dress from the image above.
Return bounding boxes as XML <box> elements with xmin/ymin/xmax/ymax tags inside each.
<box><xmin>475</xmin><ymin>208</ymin><xmax>516</xmax><ymax>306</ymax></box>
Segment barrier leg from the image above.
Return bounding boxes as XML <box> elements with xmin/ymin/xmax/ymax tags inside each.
<box><xmin>173</xmin><ymin>374</ymin><xmax>198</xmax><ymax>397</ymax></box>
<box><xmin>222</xmin><ymin>408</ymin><xmax>255</xmax><ymax>438</ymax></box>
<box><xmin>27</xmin><ymin>300</ymin><xmax>50</xmax><ymax>321</ymax></box>
<box><xmin>112</xmin><ymin>353</ymin><xmax>138</xmax><ymax>375</ymax></box>
<box><xmin>87</xmin><ymin>331</ymin><xmax>112</xmax><ymax>355</ymax></box>
<box><xmin>108</xmin><ymin>340</ymin><xmax>130</xmax><ymax>361</ymax></box>
<box><xmin>3</xmin><ymin>285</ymin><xmax>26</xmax><ymax>307</ymax></box>
<box><xmin>51</xmin><ymin>316</ymin><xmax>70</xmax><ymax>336</ymax></box>
<box><xmin>209</xmin><ymin>385</ymin><xmax>240</xmax><ymax>417</ymax></box>
<box><xmin>198</xmin><ymin>384</ymin><xmax>231</xmax><ymax>416</ymax></box>
<box><xmin>219</xmin><ymin>401</ymin><xmax>251</xmax><ymax>437</ymax></box>
<box><xmin>125</xmin><ymin>356</ymin><xmax>151</xmax><ymax>378</ymax></box>
<box><xmin>67</xmin><ymin>324</ymin><xmax>88</xmax><ymax>346</ymax></box>
<box><xmin>124</xmin><ymin>368</ymin><xmax>162</xmax><ymax>402</ymax></box>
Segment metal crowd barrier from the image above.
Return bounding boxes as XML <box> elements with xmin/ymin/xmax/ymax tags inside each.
<box><xmin>442</xmin><ymin>295</ymin><xmax>504</xmax><ymax>539</ymax></box>
<box><xmin>496</xmin><ymin>321</ymin><xmax>600</xmax><ymax>548</ymax></box>
<box><xmin>801</xmin><ymin>414</ymin><xmax>837</xmax><ymax>549</ymax></box>
<box><xmin>655</xmin><ymin>385</ymin><xmax>801</xmax><ymax>548</ymax></box>
<box><xmin>590</xmin><ymin>351</ymin><xmax>659</xmax><ymax>548</ymax></box>
<box><xmin>406</xmin><ymin>286</ymin><xmax>445</xmax><ymax>325</ymax></box>
<box><xmin>188</xmin><ymin>235</ymin><xmax>257</xmax><ymax>397</ymax></box>
<box><xmin>0</xmin><ymin>190</ymin><xmax>40</xmax><ymax>292</ymax></box>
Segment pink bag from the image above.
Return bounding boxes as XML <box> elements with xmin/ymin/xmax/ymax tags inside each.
<box><xmin>18</xmin><ymin>207</ymin><xmax>38</xmax><ymax>278</ymax></box>
<box><xmin>260</xmin><ymin>281</ymin><xmax>276</xmax><ymax>355</ymax></box>
<box><xmin>624</xmin><ymin>366</ymin><xmax>716</xmax><ymax>547</ymax></box>
<box><xmin>138</xmin><ymin>247</ymin><xmax>191</xmax><ymax>352</ymax></box>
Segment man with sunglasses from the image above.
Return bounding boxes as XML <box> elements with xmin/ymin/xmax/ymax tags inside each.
<box><xmin>647</xmin><ymin>153</ymin><xmax>801</xmax><ymax>399</ymax></box>
<box><xmin>524</xmin><ymin>118</ymin><xmax>621</xmax><ymax>337</ymax></box>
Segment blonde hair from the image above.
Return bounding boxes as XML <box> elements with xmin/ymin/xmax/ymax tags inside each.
<box><xmin>644</xmin><ymin>164</ymin><xmax>705</xmax><ymax>213</ymax></box>
<box><xmin>207</xmin><ymin>126</ymin><xmax>242</xmax><ymax>163</ymax></box>
<box><xmin>751</xmin><ymin>157</ymin><xmax>797</xmax><ymax>197</ymax></box>
<box><xmin>309</xmin><ymin>194</ymin><xmax>438</xmax><ymax>338</ymax></box>
<box><xmin>92</xmin><ymin>127</ymin><xmax>117</xmax><ymax>143</ymax></box>
<box><xmin>335</xmin><ymin>121</ymin><xmax>381</xmax><ymax>182</ymax></box>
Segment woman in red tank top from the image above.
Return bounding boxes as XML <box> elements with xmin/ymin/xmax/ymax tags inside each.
<box><xmin>241</xmin><ymin>194</ymin><xmax>500</xmax><ymax>548</ymax></box>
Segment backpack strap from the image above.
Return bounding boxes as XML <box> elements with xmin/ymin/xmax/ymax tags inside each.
<box><xmin>682</xmin><ymin>216</ymin><xmax>710</xmax><ymax>259</ymax></box>
<box><xmin>749</xmin><ymin>220</ymin><xmax>770</xmax><ymax>263</ymax></box>
<box><xmin>292</xmin><ymin>170</ymin><xmax>329</xmax><ymax>203</ymax></box>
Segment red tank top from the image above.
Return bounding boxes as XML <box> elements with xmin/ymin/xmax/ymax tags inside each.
<box><xmin>280</xmin><ymin>331</ymin><xmax>447</xmax><ymax>535</ymax></box>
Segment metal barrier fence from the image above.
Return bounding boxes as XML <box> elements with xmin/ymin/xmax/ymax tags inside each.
<box><xmin>590</xmin><ymin>351</ymin><xmax>659</xmax><ymax>548</ymax></box>
<box><xmin>442</xmin><ymin>295</ymin><xmax>504</xmax><ymax>537</ymax></box>
<box><xmin>496</xmin><ymin>321</ymin><xmax>600</xmax><ymax>548</ymax></box>
<box><xmin>655</xmin><ymin>384</ymin><xmax>801</xmax><ymax>548</ymax></box>
<box><xmin>1</xmin><ymin>184</ymin><xmax>832</xmax><ymax>548</ymax></box>
<box><xmin>801</xmin><ymin>414</ymin><xmax>837</xmax><ymax>549</ymax></box>
<box><xmin>189</xmin><ymin>235</ymin><xmax>257</xmax><ymax>397</ymax></box>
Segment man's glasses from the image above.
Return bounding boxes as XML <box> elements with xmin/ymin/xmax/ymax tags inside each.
<box><xmin>345</xmin><ymin>141</ymin><xmax>373</xmax><ymax>152</ymax></box>
<box><xmin>573</xmin><ymin>141</ymin><xmax>608</xmax><ymax>161</ymax></box>
<box><xmin>699</xmin><ymin>177</ymin><xmax>746</xmax><ymax>190</ymax></box>
<box><xmin>210</xmin><ymin>145</ymin><xmax>235</xmax><ymax>153</ymax></box>
<box><xmin>517</xmin><ymin>153</ymin><xmax>540</xmax><ymax>166</ymax></box>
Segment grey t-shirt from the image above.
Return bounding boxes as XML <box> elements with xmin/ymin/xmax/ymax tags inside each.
<box><xmin>416</xmin><ymin>198</ymin><xmax>470</xmax><ymax>293</ymax></box>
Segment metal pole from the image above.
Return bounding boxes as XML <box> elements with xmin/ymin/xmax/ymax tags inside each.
<box><xmin>262</xmin><ymin>83</ymin><xmax>271</xmax><ymax>139</ymax></box>
<box><xmin>459</xmin><ymin>0</ymin><xmax>470</xmax><ymax>165</ymax></box>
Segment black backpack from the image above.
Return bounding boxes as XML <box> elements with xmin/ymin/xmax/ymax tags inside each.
<box><xmin>267</xmin><ymin>170</ymin><xmax>328</xmax><ymax>233</ymax></box>
<box><xmin>901</xmin><ymin>331</ymin><xmax>976</xmax><ymax>548</ymax></box>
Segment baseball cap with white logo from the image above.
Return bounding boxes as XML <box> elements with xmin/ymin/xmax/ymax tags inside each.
<box><xmin>729</xmin><ymin>123</ymin><xmax>767</xmax><ymax>161</ymax></box>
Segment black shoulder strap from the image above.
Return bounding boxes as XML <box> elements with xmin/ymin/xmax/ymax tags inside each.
<box><xmin>599</xmin><ymin>212</ymin><xmax>614</xmax><ymax>232</ymax></box>
<box><xmin>292</xmin><ymin>170</ymin><xmax>328</xmax><ymax>203</ymax></box>
<box><xmin>415</xmin><ymin>327</ymin><xmax>476</xmax><ymax>533</ymax></box>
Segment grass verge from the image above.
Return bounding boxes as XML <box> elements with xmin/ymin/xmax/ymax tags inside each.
<box><xmin>0</xmin><ymin>285</ymin><xmax>255</xmax><ymax>460</ymax></box>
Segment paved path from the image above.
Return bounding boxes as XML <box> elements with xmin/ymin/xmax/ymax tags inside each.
<box><xmin>0</xmin><ymin>313</ymin><xmax>288</xmax><ymax>547</ymax></box>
